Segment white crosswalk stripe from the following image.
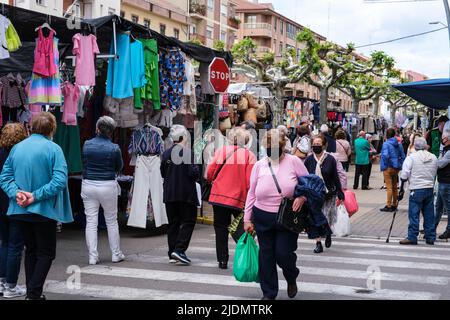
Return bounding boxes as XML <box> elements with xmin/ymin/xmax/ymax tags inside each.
<box><xmin>44</xmin><ymin>236</ymin><xmax>449</xmax><ymax>300</ymax></box>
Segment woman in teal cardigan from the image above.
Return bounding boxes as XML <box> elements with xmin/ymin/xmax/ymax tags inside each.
<box><xmin>0</xmin><ymin>112</ymin><xmax>73</xmax><ymax>300</ymax></box>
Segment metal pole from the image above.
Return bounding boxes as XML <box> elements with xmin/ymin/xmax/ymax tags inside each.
<box><xmin>444</xmin><ymin>0</ymin><xmax>450</xmax><ymax>114</ymax></box>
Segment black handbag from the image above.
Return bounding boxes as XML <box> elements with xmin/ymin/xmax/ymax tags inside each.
<box><xmin>268</xmin><ymin>161</ymin><xmax>306</xmax><ymax>234</ymax></box>
<box><xmin>202</xmin><ymin>148</ymin><xmax>240</xmax><ymax>201</ymax></box>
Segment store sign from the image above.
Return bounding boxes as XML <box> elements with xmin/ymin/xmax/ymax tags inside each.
<box><xmin>209</xmin><ymin>58</ymin><xmax>230</xmax><ymax>94</ymax></box>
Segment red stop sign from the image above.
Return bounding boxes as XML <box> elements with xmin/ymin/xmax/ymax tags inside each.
<box><xmin>209</xmin><ymin>58</ymin><xmax>230</xmax><ymax>94</ymax></box>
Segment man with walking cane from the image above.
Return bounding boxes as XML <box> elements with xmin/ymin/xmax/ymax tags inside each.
<box><xmin>395</xmin><ymin>138</ymin><xmax>438</xmax><ymax>245</ymax></box>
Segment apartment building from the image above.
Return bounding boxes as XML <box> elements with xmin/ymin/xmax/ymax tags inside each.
<box><xmin>401</xmin><ymin>70</ymin><xmax>428</xmax><ymax>83</ymax></box>
<box><xmin>189</xmin><ymin>0</ymin><xmax>238</xmax><ymax>49</ymax></box>
<box><xmin>120</xmin><ymin>0</ymin><xmax>190</xmax><ymax>41</ymax></box>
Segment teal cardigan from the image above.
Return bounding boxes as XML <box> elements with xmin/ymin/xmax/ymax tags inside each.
<box><xmin>0</xmin><ymin>134</ymin><xmax>73</xmax><ymax>223</ymax></box>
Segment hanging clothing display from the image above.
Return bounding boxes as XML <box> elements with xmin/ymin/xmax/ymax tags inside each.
<box><xmin>61</xmin><ymin>82</ymin><xmax>80</xmax><ymax>126</ymax></box>
<box><xmin>28</xmin><ymin>31</ymin><xmax>61</xmax><ymax>105</ymax></box>
<box><xmin>134</xmin><ymin>39</ymin><xmax>160</xmax><ymax>111</ymax></box>
<box><xmin>128</xmin><ymin>125</ymin><xmax>164</xmax><ymax>156</ymax></box>
<box><xmin>130</xmin><ymin>39</ymin><xmax>147</xmax><ymax>109</ymax></box>
<box><xmin>72</xmin><ymin>33</ymin><xmax>100</xmax><ymax>86</ymax></box>
<box><xmin>285</xmin><ymin>100</ymin><xmax>302</xmax><ymax>128</ymax></box>
<box><xmin>127</xmin><ymin>155</ymin><xmax>167</xmax><ymax>229</ymax></box>
<box><xmin>0</xmin><ymin>14</ymin><xmax>21</xmax><ymax>59</ymax></box>
<box><xmin>52</xmin><ymin>108</ymin><xmax>82</xmax><ymax>174</ymax></box>
<box><xmin>106</xmin><ymin>33</ymin><xmax>133</xmax><ymax>99</ymax></box>
<box><xmin>0</xmin><ymin>73</ymin><xmax>27</xmax><ymax>108</ymax></box>
<box><xmin>159</xmin><ymin>47</ymin><xmax>186</xmax><ymax>111</ymax></box>
<box><xmin>32</xmin><ymin>28</ymin><xmax>57</xmax><ymax>77</ymax></box>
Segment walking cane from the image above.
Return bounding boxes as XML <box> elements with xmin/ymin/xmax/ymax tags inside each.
<box><xmin>386</xmin><ymin>180</ymin><xmax>405</xmax><ymax>243</ymax></box>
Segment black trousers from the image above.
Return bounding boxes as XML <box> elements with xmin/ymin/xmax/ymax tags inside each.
<box><xmin>166</xmin><ymin>202</ymin><xmax>197</xmax><ymax>258</ymax></box>
<box><xmin>253</xmin><ymin>207</ymin><xmax>299</xmax><ymax>299</ymax></box>
<box><xmin>354</xmin><ymin>164</ymin><xmax>370</xmax><ymax>189</ymax></box>
<box><xmin>213</xmin><ymin>205</ymin><xmax>241</xmax><ymax>263</ymax></box>
<box><xmin>341</xmin><ymin>161</ymin><xmax>350</xmax><ymax>172</ymax></box>
<box><xmin>16</xmin><ymin>219</ymin><xmax>57</xmax><ymax>300</ymax></box>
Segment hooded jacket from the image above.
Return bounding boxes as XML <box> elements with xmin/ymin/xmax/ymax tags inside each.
<box><xmin>381</xmin><ymin>137</ymin><xmax>406</xmax><ymax>171</ymax></box>
<box><xmin>400</xmin><ymin>150</ymin><xmax>438</xmax><ymax>190</ymax></box>
<box><xmin>294</xmin><ymin>174</ymin><xmax>328</xmax><ymax>228</ymax></box>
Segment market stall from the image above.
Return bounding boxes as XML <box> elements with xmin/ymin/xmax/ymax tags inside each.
<box><xmin>0</xmin><ymin>4</ymin><xmax>233</xmax><ymax>230</ymax></box>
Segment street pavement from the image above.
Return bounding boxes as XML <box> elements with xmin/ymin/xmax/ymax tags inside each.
<box><xmin>4</xmin><ymin>164</ymin><xmax>450</xmax><ymax>301</ymax></box>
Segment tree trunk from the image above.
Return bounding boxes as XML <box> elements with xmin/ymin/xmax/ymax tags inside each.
<box><xmin>352</xmin><ymin>99</ymin><xmax>361</xmax><ymax>114</ymax></box>
<box><xmin>390</xmin><ymin>106</ymin><xmax>396</xmax><ymax>126</ymax></box>
<box><xmin>373</xmin><ymin>96</ymin><xmax>380</xmax><ymax>116</ymax></box>
<box><xmin>319</xmin><ymin>87</ymin><xmax>329</xmax><ymax>125</ymax></box>
<box><xmin>273</xmin><ymin>86</ymin><xmax>285</xmax><ymax>127</ymax></box>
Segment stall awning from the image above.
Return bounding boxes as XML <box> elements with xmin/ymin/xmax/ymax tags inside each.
<box><xmin>393</xmin><ymin>78</ymin><xmax>450</xmax><ymax>110</ymax></box>
<box><xmin>0</xmin><ymin>5</ymin><xmax>233</xmax><ymax>75</ymax></box>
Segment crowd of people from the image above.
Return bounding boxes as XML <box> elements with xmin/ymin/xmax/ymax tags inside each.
<box><xmin>1</xmin><ymin>112</ymin><xmax>450</xmax><ymax>300</ymax></box>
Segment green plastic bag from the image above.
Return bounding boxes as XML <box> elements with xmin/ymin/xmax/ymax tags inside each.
<box><xmin>233</xmin><ymin>233</ymin><xmax>259</xmax><ymax>283</ymax></box>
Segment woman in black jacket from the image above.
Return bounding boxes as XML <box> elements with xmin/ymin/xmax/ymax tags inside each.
<box><xmin>304</xmin><ymin>134</ymin><xmax>345</xmax><ymax>254</ymax></box>
<box><xmin>160</xmin><ymin>125</ymin><xmax>200</xmax><ymax>265</ymax></box>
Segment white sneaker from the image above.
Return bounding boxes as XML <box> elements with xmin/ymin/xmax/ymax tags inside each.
<box><xmin>169</xmin><ymin>259</ymin><xmax>178</xmax><ymax>264</ymax></box>
<box><xmin>112</xmin><ymin>253</ymin><xmax>125</xmax><ymax>263</ymax></box>
<box><xmin>3</xmin><ymin>285</ymin><xmax>26</xmax><ymax>299</ymax></box>
<box><xmin>89</xmin><ymin>257</ymin><xmax>100</xmax><ymax>265</ymax></box>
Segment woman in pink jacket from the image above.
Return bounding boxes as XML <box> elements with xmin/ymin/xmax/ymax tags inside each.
<box><xmin>206</xmin><ymin>128</ymin><xmax>256</xmax><ymax>270</ymax></box>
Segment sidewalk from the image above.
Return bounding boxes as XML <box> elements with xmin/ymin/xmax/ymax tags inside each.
<box><xmin>198</xmin><ymin>164</ymin><xmax>447</xmax><ymax>240</ymax></box>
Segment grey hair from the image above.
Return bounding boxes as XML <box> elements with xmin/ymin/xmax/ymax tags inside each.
<box><xmin>414</xmin><ymin>137</ymin><xmax>428</xmax><ymax>151</ymax></box>
<box><xmin>277</xmin><ymin>125</ymin><xmax>288</xmax><ymax>135</ymax></box>
<box><xmin>96</xmin><ymin>116</ymin><xmax>116</xmax><ymax>138</ymax></box>
<box><xmin>444</xmin><ymin>121</ymin><xmax>450</xmax><ymax>139</ymax></box>
<box><xmin>170</xmin><ymin>125</ymin><xmax>189</xmax><ymax>144</ymax></box>
<box><xmin>227</xmin><ymin>127</ymin><xmax>250</xmax><ymax>147</ymax></box>
<box><xmin>320</xmin><ymin>124</ymin><xmax>329</xmax><ymax>133</ymax></box>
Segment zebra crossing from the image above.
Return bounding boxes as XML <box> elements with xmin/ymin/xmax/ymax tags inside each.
<box><xmin>43</xmin><ymin>233</ymin><xmax>450</xmax><ymax>300</ymax></box>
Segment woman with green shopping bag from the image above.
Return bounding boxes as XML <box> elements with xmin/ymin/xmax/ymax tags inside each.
<box><xmin>243</xmin><ymin>130</ymin><xmax>308</xmax><ymax>300</ymax></box>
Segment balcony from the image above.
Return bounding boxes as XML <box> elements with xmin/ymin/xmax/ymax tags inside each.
<box><xmin>243</xmin><ymin>23</ymin><xmax>273</xmax><ymax>38</ymax></box>
<box><xmin>190</xmin><ymin>1</ymin><xmax>207</xmax><ymax>19</ymax></box>
<box><xmin>228</xmin><ymin>16</ymin><xmax>241</xmax><ymax>29</ymax></box>
<box><xmin>256</xmin><ymin>46</ymin><xmax>272</xmax><ymax>54</ymax></box>
<box><xmin>121</xmin><ymin>0</ymin><xmax>190</xmax><ymax>25</ymax></box>
<box><xmin>190</xmin><ymin>33</ymin><xmax>207</xmax><ymax>45</ymax></box>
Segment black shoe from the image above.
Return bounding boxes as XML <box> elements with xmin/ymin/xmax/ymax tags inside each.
<box><xmin>25</xmin><ymin>295</ymin><xmax>46</xmax><ymax>300</ymax></box>
<box><xmin>390</xmin><ymin>206</ymin><xmax>398</xmax><ymax>212</ymax></box>
<box><xmin>426</xmin><ymin>240</ymin><xmax>435</xmax><ymax>246</ymax></box>
<box><xmin>353</xmin><ymin>186</ymin><xmax>358</xmax><ymax>190</ymax></box>
<box><xmin>399</xmin><ymin>239</ymin><xmax>418</xmax><ymax>245</ymax></box>
<box><xmin>171</xmin><ymin>251</ymin><xmax>191</xmax><ymax>265</ymax></box>
<box><xmin>380</xmin><ymin>206</ymin><xmax>392</xmax><ymax>212</ymax></box>
<box><xmin>287</xmin><ymin>282</ymin><xmax>298</xmax><ymax>299</ymax></box>
<box><xmin>439</xmin><ymin>231</ymin><xmax>450</xmax><ymax>240</ymax></box>
<box><xmin>325</xmin><ymin>234</ymin><xmax>332</xmax><ymax>248</ymax></box>
<box><xmin>314</xmin><ymin>241</ymin><xmax>323</xmax><ymax>254</ymax></box>
<box><xmin>219</xmin><ymin>262</ymin><xmax>228</xmax><ymax>270</ymax></box>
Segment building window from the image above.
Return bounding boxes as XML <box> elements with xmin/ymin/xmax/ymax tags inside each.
<box><xmin>274</xmin><ymin>17</ymin><xmax>277</xmax><ymax>31</ymax></box>
<box><xmin>174</xmin><ymin>28</ymin><xmax>180</xmax><ymax>39</ymax></box>
<box><xmin>280</xmin><ymin>21</ymin><xmax>283</xmax><ymax>34</ymax></box>
<box><xmin>221</xmin><ymin>31</ymin><xmax>226</xmax><ymax>42</ymax></box>
<box><xmin>36</xmin><ymin>0</ymin><xmax>47</xmax><ymax>6</ymax></box>
<box><xmin>131</xmin><ymin>15</ymin><xmax>139</xmax><ymax>24</ymax></box>
<box><xmin>144</xmin><ymin>19</ymin><xmax>150</xmax><ymax>28</ymax></box>
<box><xmin>120</xmin><ymin>11</ymin><xmax>125</xmax><ymax>18</ymax></box>
<box><xmin>206</xmin><ymin>26</ymin><xmax>213</xmax><ymax>39</ymax></box>
<box><xmin>160</xmin><ymin>24</ymin><xmax>166</xmax><ymax>35</ymax></box>
<box><xmin>221</xmin><ymin>3</ymin><xmax>227</xmax><ymax>16</ymax></box>
<box><xmin>279</xmin><ymin>42</ymin><xmax>283</xmax><ymax>54</ymax></box>
<box><xmin>191</xmin><ymin>24</ymin><xmax>197</xmax><ymax>34</ymax></box>
<box><xmin>207</xmin><ymin>0</ymin><xmax>214</xmax><ymax>10</ymax></box>
<box><xmin>246</xmin><ymin>15</ymin><xmax>256</xmax><ymax>28</ymax></box>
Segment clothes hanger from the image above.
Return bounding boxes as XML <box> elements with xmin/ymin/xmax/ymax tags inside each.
<box><xmin>35</xmin><ymin>16</ymin><xmax>57</xmax><ymax>34</ymax></box>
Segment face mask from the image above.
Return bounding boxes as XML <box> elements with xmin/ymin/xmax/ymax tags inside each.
<box><xmin>267</xmin><ymin>147</ymin><xmax>283</xmax><ymax>159</ymax></box>
<box><xmin>312</xmin><ymin>146</ymin><xmax>323</xmax><ymax>155</ymax></box>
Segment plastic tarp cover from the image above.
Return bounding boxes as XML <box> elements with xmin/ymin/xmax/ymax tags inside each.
<box><xmin>393</xmin><ymin>78</ymin><xmax>450</xmax><ymax>110</ymax></box>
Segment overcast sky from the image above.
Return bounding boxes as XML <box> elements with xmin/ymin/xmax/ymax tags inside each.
<box><xmin>269</xmin><ymin>0</ymin><xmax>449</xmax><ymax>79</ymax></box>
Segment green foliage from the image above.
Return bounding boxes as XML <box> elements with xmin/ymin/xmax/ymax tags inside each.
<box><xmin>231</xmin><ymin>38</ymin><xmax>256</xmax><ymax>62</ymax></box>
<box><xmin>188</xmin><ymin>39</ymin><xmax>203</xmax><ymax>46</ymax></box>
<box><xmin>213</xmin><ymin>40</ymin><xmax>225</xmax><ymax>52</ymax></box>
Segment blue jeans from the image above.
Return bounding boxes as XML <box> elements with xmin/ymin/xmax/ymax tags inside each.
<box><xmin>435</xmin><ymin>183</ymin><xmax>450</xmax><ymax>232</ymax></box>
<box><xmin>408</xmin><ymin>188</ymin><xmax>436</xmax><ymax>242</ymax></box>
<box><xmin>0</xmin><ymin>215</ymin><xmax>24</xmax><ymax>286</ymax></box>
<box><xmin>253</xmin><ymin>207</ymin><xmax>299</xmax><ymax>300</ymax></box>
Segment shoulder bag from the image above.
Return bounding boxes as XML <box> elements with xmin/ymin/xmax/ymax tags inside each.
<box><xmin>202</xmin><ymin>148</ymin><xmax>240</xmax><ymax>201</ymax></box>
<box><xmin>267</xmin><ymin>161</ymin><xmax>305</xmax><ymax>234</ymax></box>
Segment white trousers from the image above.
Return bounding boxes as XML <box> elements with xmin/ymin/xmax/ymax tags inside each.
<box><xmin>128</xmin><ymin>155</ymin><xmax>168</xmax><ymax>228</ymax></box>
<box><xmin>81</xmin><ymin>180</ymin><xmax>122</xmax><ymax>261</ymax></box>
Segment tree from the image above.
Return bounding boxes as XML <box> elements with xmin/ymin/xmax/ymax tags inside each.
<box><xmin>337</xmin><ymin>56</ymin><xmax>398</xmax><ymax>114</ymax></box>
<box><xmin>297</xmin><ymin>29</ymin><xmax>397</xmax><ymax>124</ymax></box>
<box><xmin>382</xmin><ymin>85</ymin><xmax>414</xmax><ymax>125</ymax></box>
<box><xmin>231</xmin><ymin>37</ymin><xmax>314</xmax><ymax>125</ymax></box>
<box><xmin>213</xmin><ymin>40</ymin><xmax>225</xmax><ymax>52</ymax></box>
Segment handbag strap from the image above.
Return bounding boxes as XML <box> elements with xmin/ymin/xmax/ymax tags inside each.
<box><xmin>267</xmin><ymin>160</ymin><xmax>284</xmax><ymax>197</ymax></box>
<box><xmin>337</xmin><ymin>140</ymin><xmax>349</xmax><ymax>154</ymax></box>
<box><xmin>212</xmin><ymin>147</ymin><xmax>241</xmax><ymax>183</ymax></box>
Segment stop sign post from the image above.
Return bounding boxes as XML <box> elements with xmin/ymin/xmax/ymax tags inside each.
<box><xmin>208</xmin><ymin>58</ymin><xmax>230</xmax><ymax>94</ymax></box>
